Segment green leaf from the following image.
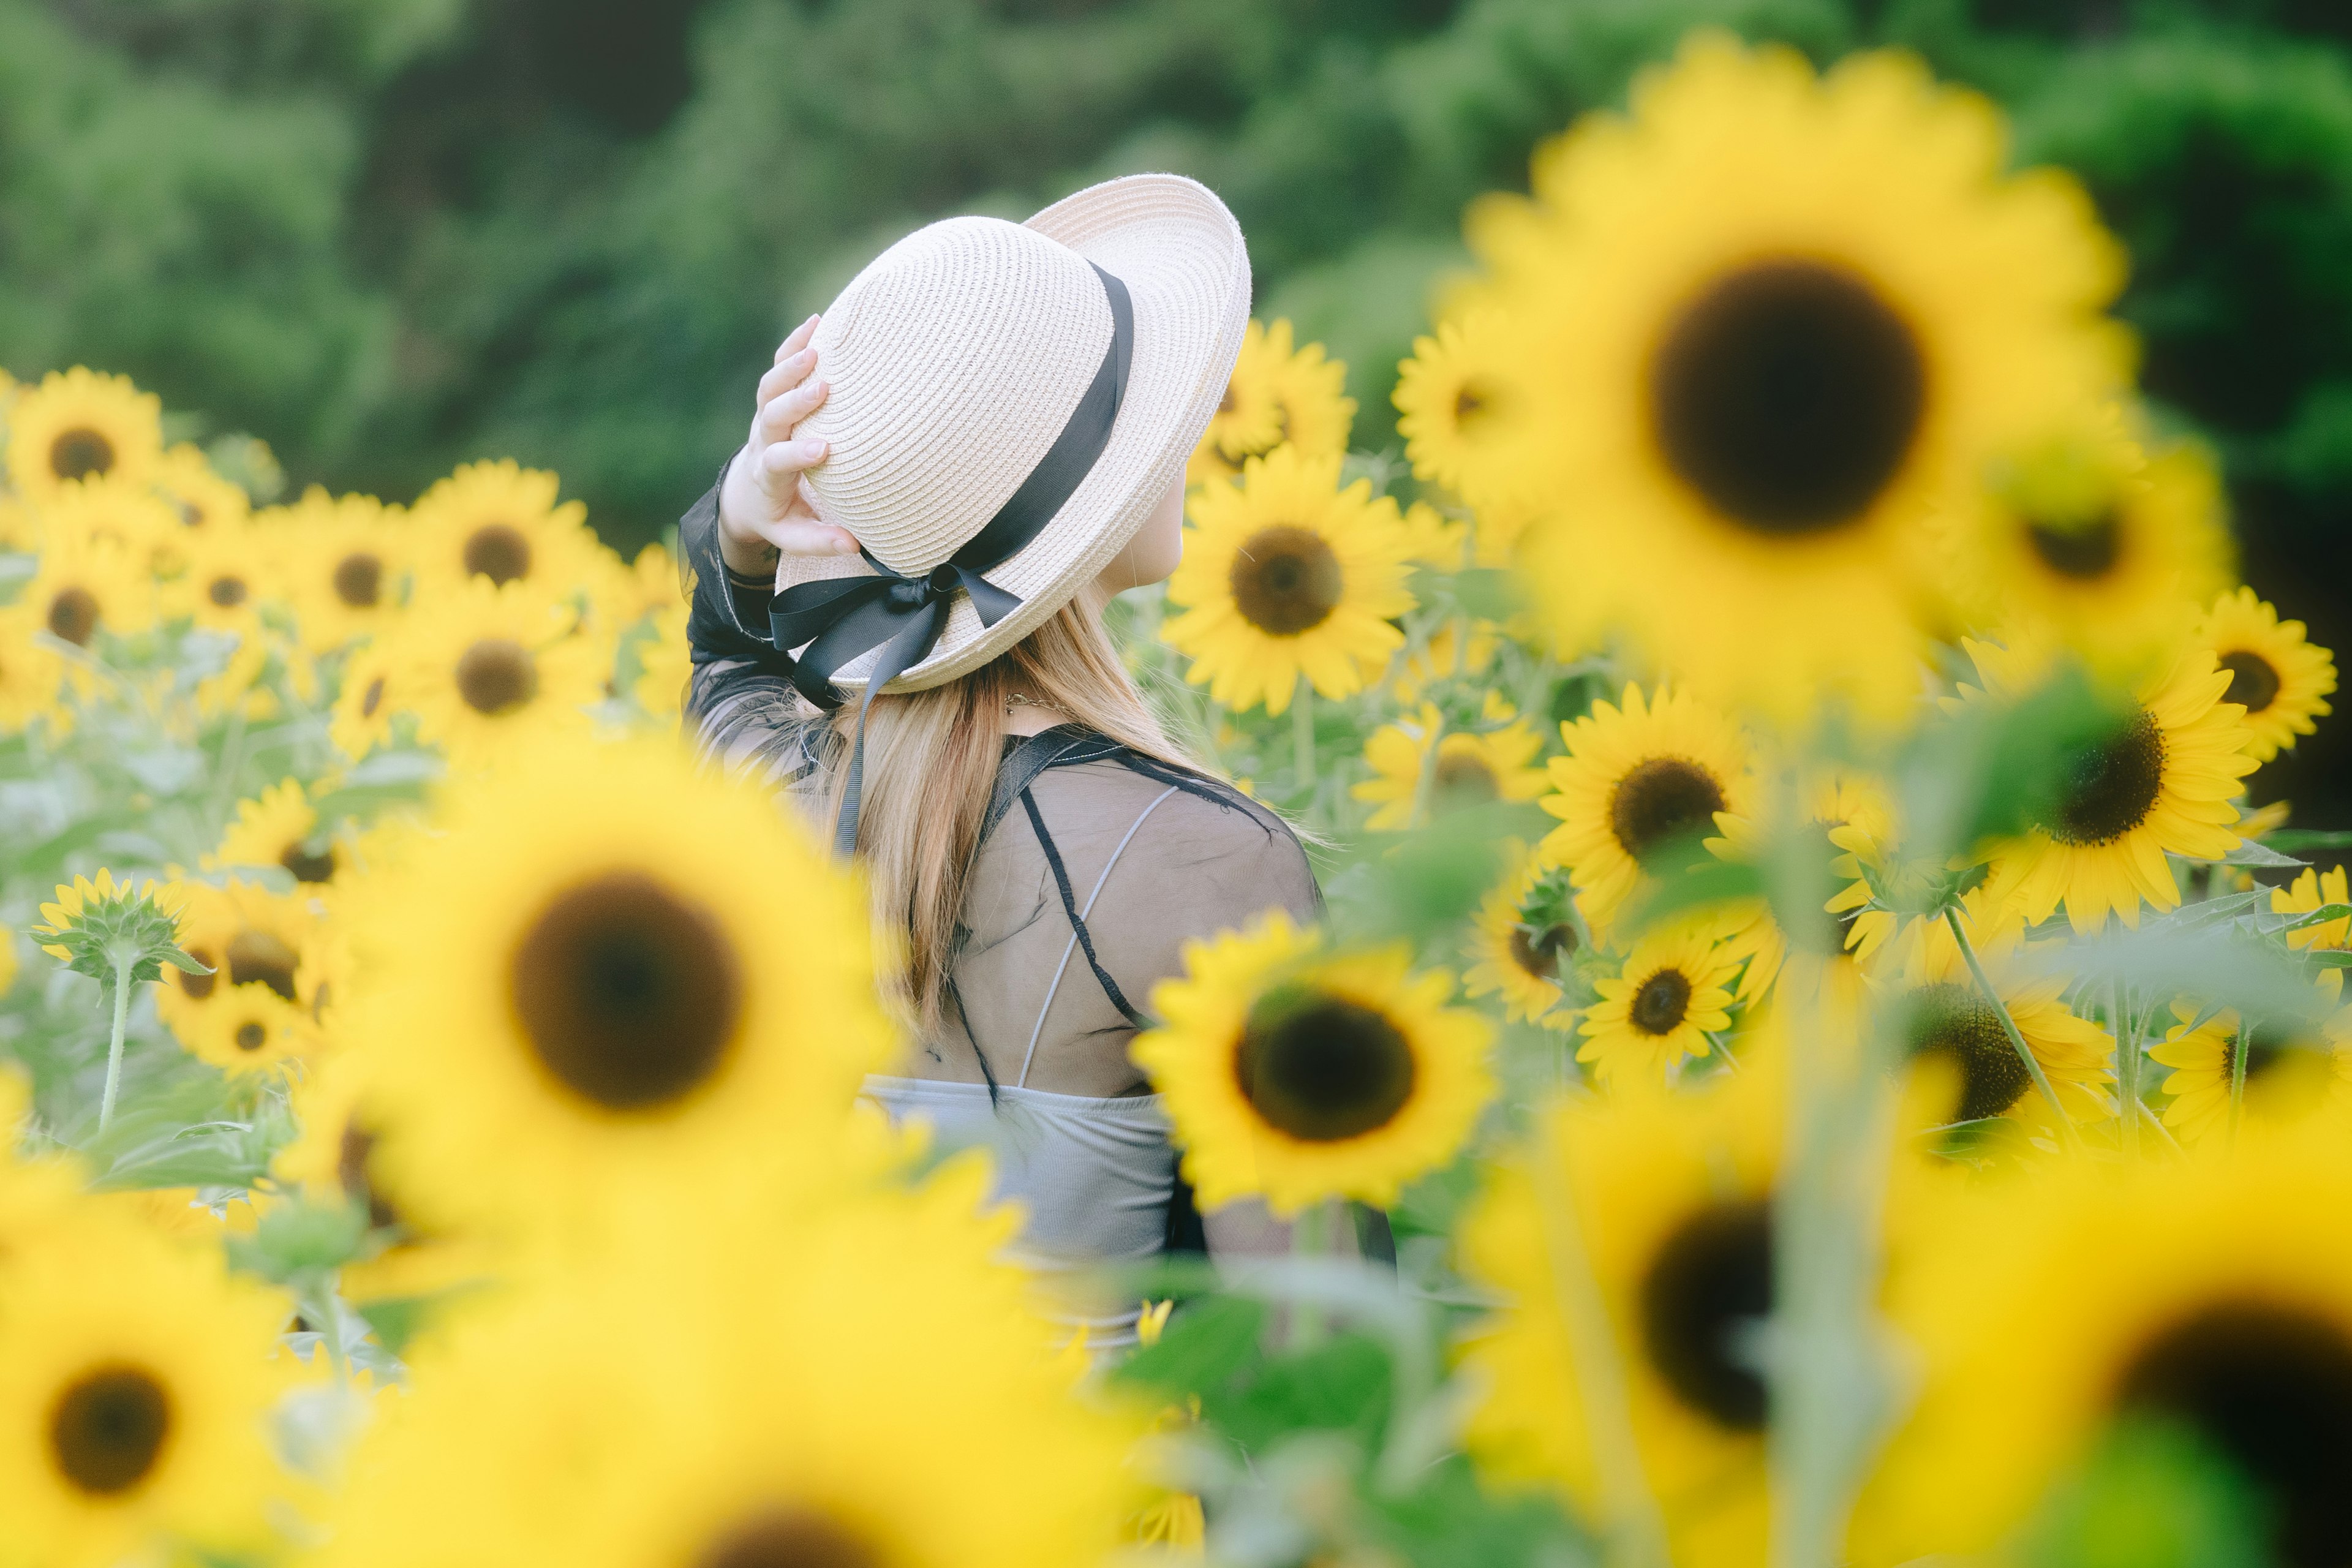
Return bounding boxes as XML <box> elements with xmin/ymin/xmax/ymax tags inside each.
<box><xmin>225</xmin><ymin>1197</ymin><xmax>371</xmax><ymax>1285</ymax></box>
<box><xmin>2206</xmin><ymin>839</ymin><xmax>2308</xmax><ymax>870</ymax></box>
<box><xmin>2016</xmin><ymin>1419</ymin><xmax>2268</xmax><ymax>1568</ymax></box>
<box><xmin>1449</xmin><ymin>568</ymin><xmax>1523</xmax><ymax>622</ymax></box>
<box><xmin>1212</xmin><ymin>1332</ymin><xmax>1393</xmax><ymax>1453</ymax></box>
<box><xmin>2263</xmin><ymin>829</ymin><xmax>2352</xmax><ymax>853</ymax></box>
<box><xmin>160</xmin><ymin>946</ymin><xmax>214</xmax><ymax>976</ymax></box>
<box><xmin>1112</xmin><ymin>1294</ymin><xmax>1267</xmax><ymax>1400</ymax></box>
<box><xmin>1362</xmin><ymin>1452</ymin><xmax>1595</xmax><ymax>1568</ymax></box>
<box><xmin>355</xmin><ymin>1295</ymin><xmax>434</xmax><ymax>1358</ymax></box>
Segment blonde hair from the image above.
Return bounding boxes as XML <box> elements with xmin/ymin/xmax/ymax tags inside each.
<box><xmin>814</xmin><ymin>593</ymin><xmax>1198</xmax><ymax>1039</ymax></box>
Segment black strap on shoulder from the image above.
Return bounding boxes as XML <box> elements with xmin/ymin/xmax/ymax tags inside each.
<box><xmin>979</xmin><ymin>729</ymin><xmax>1108</xmax><ymax>852</ymax></box>
<box><xmin>1019</xmin><ymin>786</ymin><xmax>1148</xmax><ymax>1029</ymax></box>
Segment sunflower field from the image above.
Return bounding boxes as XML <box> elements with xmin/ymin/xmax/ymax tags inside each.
<box><xmin>2</xmin><ymin>24</ymin><xmax>2351</xmax><ymax>1568</ymax></box>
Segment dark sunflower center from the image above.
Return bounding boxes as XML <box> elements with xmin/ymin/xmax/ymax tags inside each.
<box><xmin>1229</xmin><ymin>525</ymin><xmax>1343</xmax><ymax>637</ymax></box>
<box><xmin>2218</xmin><ymin>650</ymin><xmax>2282</xmax><ymax>715</ymax></box>
<box><xmin>235</xmin><ymin>1020</ymin><xmax>267</xmax><ymax>1051</ymax></box>
<box><xmin>2117</xmin><ymin>1300</ymin><xmax>2352</xmax><ymax>1568</ymax></box>
<box><xmin>1902</xmin><ymin>982</ymin><xmax>2033</xmax><ymax>1121</ymax></box>
<box><xmin>698</xmin><ymin>1507</ymin><xmax>881</xmax><ymax>1568</ymax></box>
<box><xmin>47</xmin><ymin>586</ymin><xmax>100</xmax><ymax>647</ymax></box>
<box><xmin>176</xmin><ymin>944</ymin><xmax>217</xmax><ymax>1001</ymax></box>
<box><xmin>510</xmin><ymin>871</ymin><xmax>744</xmax><ymax>1112</ymax></box>
<box><xmin>280</xmin><ymin>840</ymin><xmax>339</xmax><ymax>884</ymax></box>
<box><xmin>1630</xmin><ymin>968</ymin><xmax>1694</xmax><ymax>1036</ymax></box>
<box><xmin>49</xmin><ymin>428</ymin><xmax>115</xmax><ymax>483</ymax></box>
<box><xmin>2226</xmin><ymin>1023</ymin><xmax>2294</xmax><ymax>1085</ymax></box>
<box><xmin>206</xmin><ymin>573</ymin><xmax>249</xmax><ymax>609</ymax></box>
<box><xmin>1453</xmin><ymin>380</ymin><xmax>1491</xmax><ymax>428</ymax></box>
<box><xmin>2025</xmin><ymin>510</ymin><xmax>2122</xmax><ymax>581</ymax></box>
<box><xmin>225</xmin><ymin>929</ymin><xmax>300</xmax><ymax>1002</ymax></box>
<box><xmin>360</xmin><ymin>674</ymin><xmax>386</xmax><ymax>718</ymax></box>
<box><xmin>1607</xmin><ymin>756</ymin><xmax>1728</xmax><ymax>865</ymax></box>
<box><xmin>1233</xmin><ymin>985</ymin><xmax>1417</xmax><ymax>1143</ymax></box>
<box><xmin>1509</xmin><ymin>922</ymin><xmax>1576</xmax><ymax>982</ymax></box>
<box><xmin>455</xmin><ymin>638</ymin><xmax>538</xmax><ymax>717</ymax></box>
<box><xmin>333</xmin><ymin>551</ymin><xmax>384</xmax><ymax>609</ymax></box>
<box><xmin>1650</xmin><ymin>260</ymin><xmax>1925</xmax><ymax>536</ymax></box>
<box><xmin>49</xmin><ymin>1365</ymin><xmax>170</xmax><ymax>1496</ymax></box>
<box><xmin>2047</xmin><ymin>708</ymin><xmax>2166</xmax><ymax>847</ymax></box>
<box><xmin>1638</xmin><ymin>1197</ymin><xmax>1773</xmax><ymax>1431</ymax></box>
<box><xmin>1433</xmin><ymin>752</ymin><xmax>1499</xmax><ymax>805</ymax></box>
<box><xmin>1218</xmin><ymin>382</ymin><xmax>1238</xmax><ymax>415</ymax></box>
<box><xmin>337</xmin><ymin>1122</ymin><xmax>399</xmax><ymax>1229</ymax></box>
<box><xmin>462</xmin><ymin>523</ymin><xmax>532</xmax><ymax>586</ymax></box>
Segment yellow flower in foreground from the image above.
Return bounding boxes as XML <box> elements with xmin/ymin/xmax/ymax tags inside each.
<box><xmin>1187</xmin><ymin>318</ymin><xmax>1355</xmax><ymax>488</ymax></box>
<box><xmin>2</xmin><ymin>368</ymin><xmax>164</xmax><ymax>505</ymax></box>
<box><xmin>2275</xmin><ymin>865</ymin><xmax>2351</xmax><ymax>1004</ymax></box>
<box><xmin>2195</xmin><ymin>585</ymin><xmax>2336</xmax><ymax>764</ymax></box>
<box><xmin>1162</xmin><ymin>447</ymin><xmax>1414</xmax><ymax>715</ymax></box>
<box><xmin>1963</xmin><ymin>636</ymin><xmax>2258</xmax><ymax>933</ymax></box>
<box><xmin>1133</xmin><ymin>911</ymin><xmax>1494</xmax><ymax>1216</ymax></box>
<box><xmin>1352</xmin><ymin>705</ymin><xmax>1545</xmax><ymax>831</ymax></box>
<box><xmin>1578</xmin><ymin>916</ymin><xmax>1740</xmax><ymax>1086</ymax></box>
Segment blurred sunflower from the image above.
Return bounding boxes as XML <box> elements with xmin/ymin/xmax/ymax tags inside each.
<box><xmin>1961</xmin><ymin>636</ymin><xmax>2258</xmax><ymax>933</ymax></box>
<box><xmin>1389</xmin><ymin>618</ymin><xmax>1501</xmax><ymax>705</ymax></box>
<box><xmin>1187</xmin><ymin>318</ymin><xmax>1355</xmax><ymax>488</ymax></box>
<box><xmin>1460</xmin><ymin>1076</ymin><xmax>1782</xmax><ymax>1568</ymax></box>
<box><xmin>151</xmin><ymin>443</ymin><xmax>249</xmax><ymax>535</ymax></box>
<box><xmin>409</xmin><ymin>459</ymin><xmax>603</xmax><ymax>603</ymax></box>
<box><xmin>273</xmin><ymin>488</ymin><xmax>411</xmax><ymax>654</ymax></box>
<box><xmin>317</xmin><ymin>1174</ymin><xmax>1135</xmax><ymax>1568</ymax></box>
<box><xmin>1352</xmin><ymin>705</ymin><xmax>1546</xmax><ymax>831</ymax></box>
<box><xmin>2194</xmin><ymin>586</ymin><xmax>2335</xmax><ymax>765</ymax></box>
<box><xmin>344</xmin><ymin>735</ymin><xmax>894</xmax><ymax>1245</ymax></box>
<box><xmin>1704</xmin><ymin>770</ymin><xmax>1899</xmax><ymax>1003</ymax></box>
<box><xmin>20</xmin><ymin>527</ymin><xmax>149</xmax><ymax>656</ymax></box>
<box><xmin>213</xmin><ymin>778</ymin><xmax>345</xmax><ymax>888</ymax></box>
<box><xmin>2275</xmin><ymin>865</ymin><xmax>2351</xmax><ymax>1003</ymax></box>
<box><xmin>624</xmin><ymin>540</ymin><xmax>683</xmax><ymax>619</ymax></box>
<box><xmin>1396</xmin><ymin>499</ymin><xmax>1471</xmax><ymax>571</ymax></box>
<box><xmin>1466</xmin><ymin>34</ymin><xmax>2128</xmax><ymax>721</ymax></box>
<box><xmin>1864</xmin><ymin>1133</ymin><xmax>2352</xmax><ymax>1567</ymax></box>
<box><xmin>374</xmin><ymin>578</ymin><xmax>604</xmax><ymax>771</ymax></box>
<box><xmin>1133</xmin><ymin>910</ymin><xmax>1495</xmax><ymax>1216</ymax></box>
<box><xmin>155</xmin><ymin>878</ymin><xmax>326</xmax><ymax>1072</ymax></box>
<box><xmin>2</xmin><ymin>369</ymin><xmax>164</xmax><ymax>506</ymax></box>
<box><xmin>328</xmin><ymin>639</ymin><xmax>404</xmax><ymax>762</ymax></box>
<box><xmin>1537</xmin><ymin>683</ymin><xmax>1755</xmax><ymax>938</ymax></box>
<box><xmin>1463</xmin><ymin>845</ymin><xmax>1581</xmax><ymax>1028</ymax></box>
<box><xmin>1161</xmin><ymin>447</ymin><xmax>1414</xmax><ymax>716</ymax></box>
<box><xmin>1578</xmin><ymin>916</ymin><xmax>1741</xmax><ymax>1086</ymax></box>
<box><xmin>1393</xmin><ymin>311</ymin><xmax>1514</xmax><ymax>506</ymax></box>
<box><xmin>631</xmin><ymin>601</ymin><xmax>690</xmax><ymax>722</ymax></box>
<box><xmin>0</xmin><ymin>606</ymin><xmax>70</xmax><ymax>735</ymax></box>
<box><xmin>2149</xmin><ymin>1003</ymin><xmax>2352</xmax><ymax>1148</ymax></box>
<box><xmin>0</xmin><ymin>1227</ymin><xmax>291</xmax><ymax>1567</ymax></box>
<box><xmin>163</xmin><ymin>519</ymin><xmax>274</xmax><ymax>639</ymax></box>
<box><xmin>1948</xmin><ymin>420</ymin><xmax>2233</xmax><ymax>673</ymax></box>
<box><xmin>40</xmin><ymin>474</ymin><xmax>182</xmax><ymax>579</ymax></box>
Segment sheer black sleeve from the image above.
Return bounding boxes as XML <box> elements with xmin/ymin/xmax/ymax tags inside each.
<box><xmin>678</xmin><ymin>471</ymin><xmax>829</xmax><ymax>788</ymax></box>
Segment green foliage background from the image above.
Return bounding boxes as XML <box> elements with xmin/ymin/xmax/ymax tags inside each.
<box><xmin>5</xmin><ymin>0</ymin><xmax>2349</xmax><ymax>808</ymax></box>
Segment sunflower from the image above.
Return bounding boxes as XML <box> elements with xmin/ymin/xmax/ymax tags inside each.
<box><xmin>409</xmin><ymin>459</ymin><xmax>605</xmax><ymax>605</ymax></box>
<box><xmin>154</xmin><ymin>878</ymin><xmax>327</xmax><ymax>1072</ymax></box>
<box><xmin>1161</xmin><ymin>447</ymin><xmax>1415</xmax><ymax>716</ymax></box>
<box><xmin>1393</xmin><ymin>311</ymin><xmax>1515</xmax><ymax>507</ymax></box>
<box><xmin>0</xmin><ymin>1224</ymin><xmax>292</xmax><ymax>1566</ymax></box>
<box><xmin>1388</xmin><ymin>618</ymin><xmax>1502</xmax><ymax>705</ymax></box>
<box><xmin>1186</xmin><ymin>318</ymin><xmax>1355</xmax><ymax>488</ymax></box>
<box><xmin>0</xmin><ymin>605</ymin><xmax>71</xmax><ymax>736</ymax></box>
<box><xmin>632</xmin><ymin>601</ymin><xmax>690</xmax><ymax>722</ymax></box>
<box><xmin>271</xmin><ymin>487</ymin><xmax>412</xmax><ymax>653</ymax></box>
<box><xmin>1396</xmin><ymin>498</ymin><xmax>1471</xmax><ymax>571</ymax></box>
<box><xmin>212</xmin><ymin>777</ymin><xmax>347</xmax><ymax>888</ymax></box>
<box><xmin>1537</xmin><ymin>682</ymin><xmax>1755</xmax><ymax>939</ymax></box>
<box><xmin>2193</xmin><ymin>586</ymin><xmax>2335</xmax><ymax>764</ymax></box>
<box><xmin>329</xmin><ymin>637</ymin><xmax>405</xmax><ymax>762</ymax></box>
<box><xmin>370</xmin><ymin>577</ymin><xmax>605</xmax><ymax>771</ymax></box>
<box><xmin>162</xmin><ymin>518</ymin><xmax>276</xmax><ymax>639</ymax></box>
<box><xmin>151</xmin><ymin>443</ymin><xmax>250</xmax><ymax>535</ymax></box>
<box><xmin>1459</xmin><ymin>1077</ymin><xmax>1782</xmax><ymax>1568</ymax></box>
<box><xmin>20</xmin><ymin>518</ymin><xmax>153</xmax><ymax>658</ymax></box>
<box><xmin>1961</xmin><ymin>636</ymin><xmax>2258</xmax><ymax>933</ymax></box>
<box><xmin>1463</xmin><ymin>845</ymin><xmax>1582</xmax><ymax>1029</ymax></box>
<box><xmin>624</xmin><ymin>540</ymin><xmax>684</xmax><ymax>619</ymax></box>
<box><xmin>1578</xmin><ymin>916</ymin><xmax>1742</xmax><ymax>1087</ymax></box>
<box><xmin>2</xmin><ymin>369</ymin><xmax>164</xmax><ymax>507</ymax></box>
<box><xmin>1461</xmin><ymin>34</ymin><xmax>2129</xmax><ymax>721</ymax></box>
<box><xmin>1352</xmin><ymin>705</ymin><xmax>1546</xmax><ymax>831</ymax></box>
<box><xmin>315</xmin><ymin>1170</ymin><xmax>1136</xmax><ymax>1568</ymax></box>
<box><xmin>1947</xmin><ymin>417</ymin><xmax>2234</xmax><ymax>673</ymax></box>
<box><xmin>1131</xmin><ymin>910</ymin><xmax>1495</xmax><ymax>1216</ymax></box>
<box><xmin>1702</xmin><ymin>770</ymin><xmax>1899</xmax><ymax>1004</ymax></box>
<box><xmin>1864</xmin><ymin>1132</ymin><xmax>2352</xmax><ymax>1567</ymax></box>
<box><xmin>2275</xmin><ymin>865</ymin><xmax>2351</xmax><ymax>1004</ymax></box>
<box><xmin>342</xmin><ymin>734</ymin><xmax>894</xmax><ymax>1246</ymax></box>
<box><xmin>2149</xmin><ymin>1001</ymin><xmax>2352</xmax><ymax>1149</ymax></box>
<box><xmin>39</xmin><ymin>471</ymin><xmax>183</xmax><ymax>581</ymax></box>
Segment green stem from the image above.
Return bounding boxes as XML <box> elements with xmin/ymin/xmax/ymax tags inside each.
<box><xmin>1944</xmin><ymin>908</ymin><xmax>2080</xmax><ymax>1152</ymax></box>
<box><xmin>2228</xmin><ymin>1014</ymin><xmax>2253</xmax><ymax>1150</ymax></box>
<box><xmin>1289</xmin><ymin>1199</ymin><xmax>1332</xmax><ymax>1350</ymax></box>
<box><xmin>1291</xmin><ymin>676</ymin><xmax>1316</xmax><ymax>790</ymax></box>
<box><xmin>2114</xmin><ymin>975</ymin><xmax>2141</xmax><ymax>1158</ymax></box>
<box><xmin>98</xmin><ymin>953</ymin><xmax>134</xmax><ymax>1133</ymax></box>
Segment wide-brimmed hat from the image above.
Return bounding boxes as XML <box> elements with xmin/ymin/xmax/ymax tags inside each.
<box><xmin>775</xmin><ymin>173</ymin><xmax>1250</xmax><ymax>693</ymax></box>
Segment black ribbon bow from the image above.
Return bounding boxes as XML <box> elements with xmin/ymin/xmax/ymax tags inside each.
<box><xmin>768</xmin><ymin>261</ymin><xmax>1134</xmax><ymax>856</ymax></box>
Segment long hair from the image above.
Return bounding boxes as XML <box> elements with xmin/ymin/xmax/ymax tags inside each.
<box><xmin>812</xmin><ymin>590</ymin><xmax>1199</xmax><ymax>1039</ymax></box>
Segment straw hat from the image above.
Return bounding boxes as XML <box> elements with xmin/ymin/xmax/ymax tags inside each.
<box><xmin>777</xmin><ymin>172</ymin><xmax>1250</xmax><ymax>692</ymax></box>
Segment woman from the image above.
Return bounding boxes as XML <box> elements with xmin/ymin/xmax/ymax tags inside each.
<box><xmin>677</xmin><ymin>175</ymin><xmax>1334</xmax><ymax>1344</ymax></box>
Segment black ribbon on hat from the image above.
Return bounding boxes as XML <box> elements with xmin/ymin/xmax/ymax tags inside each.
<box><xmin>770</xmin><ymin>261</ymin><xmax>1134</xmax><ymax>858</ymax></box>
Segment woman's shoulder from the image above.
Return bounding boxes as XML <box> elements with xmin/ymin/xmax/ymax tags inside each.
<box><xmin>1023</xmin><ymin>733</ymin><xmax>1314</xmax><ymax>885</ymax></box>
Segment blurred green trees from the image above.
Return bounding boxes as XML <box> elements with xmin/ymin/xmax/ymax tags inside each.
<box><xmin>4</xmin><ymin>0</ymin><xmax>2350</xmax><ymax>802</ymax></box>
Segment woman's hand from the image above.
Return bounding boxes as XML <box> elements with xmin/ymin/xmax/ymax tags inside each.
<box><xmin>715</xmin><ymin>314</ymin><xmax>861</xmax><ymax>578</ymax></box>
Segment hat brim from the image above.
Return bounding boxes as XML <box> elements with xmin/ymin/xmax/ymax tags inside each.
<box><xmin>773</xmin><ymin>172</ymin><xmax>1251</xmax><ymax>693</ymax></box>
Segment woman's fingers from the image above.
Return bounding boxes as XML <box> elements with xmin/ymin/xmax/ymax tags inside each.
<box><xmin>748</xmin><ymin>513</ymin><xmax>860</xmax><ymax>557</ymax></box>
<box><xmin>756</xmin><ymin>377</ymin><xmax>829</xmax><ymax>443</ymax></box>
<box><xmin>754</xmin><ymin>350</ymin><xmax>818</xmax><ymax>414</ymax></box>
<box><xmin>775</xmin><ymin>314</ymin><xmax>818</xmax><ymax>364</ymax></box>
